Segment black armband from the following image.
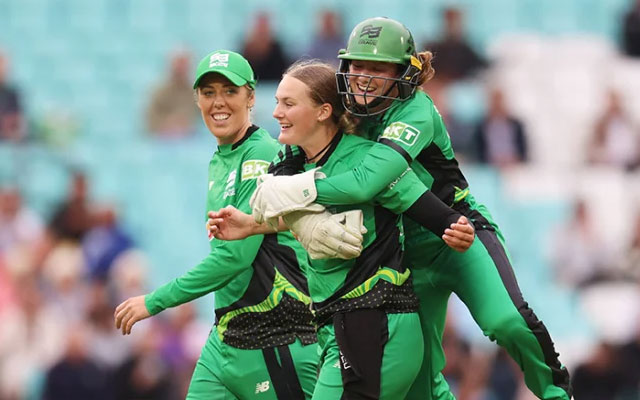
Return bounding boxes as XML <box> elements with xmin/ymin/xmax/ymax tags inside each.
<box><xmin>404</xmin><ymin>191</ymin><xmax>462</xmax><ymax>237</ymax></box>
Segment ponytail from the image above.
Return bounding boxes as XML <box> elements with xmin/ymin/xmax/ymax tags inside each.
<box><xmin>416</xmin><ymin>51</ymin><xmax>436</xmax><ymax>86</ymax></box>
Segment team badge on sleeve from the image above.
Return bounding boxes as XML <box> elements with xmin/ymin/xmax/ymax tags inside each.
<box><xmin>241</xmin><ymin>160</ymin><xmax>270</xmax><ymax>181</ymax></box>
<box><xmin>381</xmin><ymin>122</ymin><xmax>420</xmax><ymax>146</ymax></box>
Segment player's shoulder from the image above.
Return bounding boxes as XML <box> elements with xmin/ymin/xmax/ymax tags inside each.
<box><xmin>243</xmin><ymin>127</ymin><xmax>280</xmax><ymax>161</ymax></box>
<box><xmin>338</xmin><ymin>132</ymin><xmax>375</xmax><ymax>151</ymax></box>
<box><xmin>239</xmin><ymin>127</ymin><xmax>279</xmax><ymax>180</ymax></box>
<box><xmin>389</xmin><ymin>90</ymin><xmax>435</xmax><ymax>120</ymax></box>
<box><xmin>382</xmin><ymin>90</ymin><xmax>435</xmax><ymax>135</ymax></box>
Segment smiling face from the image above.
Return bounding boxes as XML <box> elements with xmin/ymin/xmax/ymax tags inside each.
<box><xmin>272</xmin><ymin>75</ymin><xmax>323</xmax><ymax>147</ymax></box>
<box><xmin>347</xmin><ymin>59</ymin><xmax>399</xmax><ymax>105</ymax></box>
<box><xmin>196</xmin><ymin>73</ymin><xmax>254</xmax><ymax>145</ymax></box>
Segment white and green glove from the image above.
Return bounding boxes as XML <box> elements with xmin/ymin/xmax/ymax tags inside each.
<box><xmin>283</xmin><ymin>209</ymin><xmax>368</xmax><ymax>260</ymax></box>
<box><xmin>250</xmin><ymin>168</ymin><xmax>325</xmax><ymax>228</ymax></box>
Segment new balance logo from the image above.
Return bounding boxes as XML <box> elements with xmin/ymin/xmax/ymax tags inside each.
<box><xmin>359</xmin><ymin>25</ymin><xmax>382</xmax><ymax>39</ymax></box>
<box><xmin>255</xmin><ymin>381</ymin><xmax>270</xmax><ymax>394</ymax></box>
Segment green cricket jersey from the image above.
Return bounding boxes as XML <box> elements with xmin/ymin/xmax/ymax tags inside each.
<box><xmin>313</xmin><ymin>90</ymin><xmax>489</xmax><ymax>256</ymax></box>
<box><xmin>145</xmin><ymin>126</ymin><xmax>316</xmax><ymax>349</ymax></box>
<box><xmin>285</xmin><ymin>132</ymin><xmax>426</xmax><ymax>326</ymax></box>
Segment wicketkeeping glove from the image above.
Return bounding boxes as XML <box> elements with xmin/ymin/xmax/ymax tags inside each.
<box><xmin>250</xmin><ymin>168</ymin><xmax>325</xmax><ymax>228</ymax></box>
<box><xmin>283</xmin><ymin>209</ymin><xmax>367</xmax><ymax>260</ymax></box>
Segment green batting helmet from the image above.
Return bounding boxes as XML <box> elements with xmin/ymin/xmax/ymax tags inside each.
<box><xmin>336</xmin><ymin>17</ymin><xmax>422</xmax><ymax>116</ymax></box>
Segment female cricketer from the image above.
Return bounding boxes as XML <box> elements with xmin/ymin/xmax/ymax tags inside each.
<box><xmin>208</xmin><ymin>60</ymin><xmax>478</xmax><ymax>399</ymax></box>
<box><xmin>250</xmin><ymin>18</ymin><xmax>572</xmax><ymax>400</ymax></box>
<box><xmin>113</xmin><ymin>50</ymin><xmax>359</xmax><ymax>400</ymax></box>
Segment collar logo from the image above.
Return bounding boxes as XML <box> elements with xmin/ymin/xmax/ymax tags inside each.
<box><xmin>209</xmin><ymin>53</ymin><xmax>229</xmax><ymax>68</ymax></box>
<box><xmin>359</xmin><ymin>25</ymin><xmax>382</xmax><ymax>39</ymax></box>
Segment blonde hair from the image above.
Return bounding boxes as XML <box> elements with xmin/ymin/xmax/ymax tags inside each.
<box><xmin>416</xmin><ymin>51</ymin><xmax>436</xmax><ymax>86</ymax></box>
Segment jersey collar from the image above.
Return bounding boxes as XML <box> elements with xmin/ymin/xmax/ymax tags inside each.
<box><xmin>216</xmin><ymin>125</ymin><xmax>259</xmax><ymax>154</ymax></box>
<box><xmin>314</xmin><ymin>131</ymin><xmax>343</xmax><ymax>167</ymax></box>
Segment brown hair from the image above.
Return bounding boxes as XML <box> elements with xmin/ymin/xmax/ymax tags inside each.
<box><xmin>284</xmin><ymin>60</ymin><xmax>356</xmax><ymax>134</ymax></box>
<box><xmin>415</xmin><ymin>51</ymin><xmax>436</xmax><ymax>86</ymax></box>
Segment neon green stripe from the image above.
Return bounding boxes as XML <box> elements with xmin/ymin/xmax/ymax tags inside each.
<box><xmin>341</xmin><ymin>267</ymin><xmax>410</xmax><ymax>300</ymax></box>
<box><xmin>216</xmin><ymin>269</ymin><xmax>311</xmax><ymax>340</ymax></box>
<box><xmin>453</xmin><ymin>187</ymin><xmax>469</xmax><ymax>203</ymax></box>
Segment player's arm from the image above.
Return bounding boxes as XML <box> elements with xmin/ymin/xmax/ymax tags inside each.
<box><xmin>255</xmin><ymin>113</ymin><xmax>435</xmax><ymax>214</ymax></box>
<box><xmin>114</xmin><ymin>235</ymin><xmax>261</xmax><ymax>335</ymax></box>
<box><xmin>206</xmin><ymin>206</ymin><xmax>286</xmax><ymax>240</ymax></box>
<box><xmin>372</xmin><ymin>168</ymin><xmax>474</xmax><ymax>252</ymax></box>
<box><xmin>115</xmin><ymin>159</ymin><xmax>263</xmax><ymax>335</ymax></box>
<box><xmin>144</xmin><ymin>237</ymin><xmax>260</xmax><ymax>314</ymax></box>
<box><xmin>316</xmin><ymin>143</ymin><xmax>409</xmax><ymax>204</ymax></box>
<box><xmin>315</xmin><ymin>113</ymin><xmax>435</xmax><ymax>205</ymax></box>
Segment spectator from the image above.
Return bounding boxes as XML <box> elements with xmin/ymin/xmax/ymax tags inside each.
<box><xmin>618</xmin><ymin>210</ymin><xmax>640</xmax><ymax>282</ymax></box>
<box><xmin>587</xmin><ymin>89</ymin><xmax>640</xmax><ymax>170</ymax></box>
<box><xmin>159</xmin><ymin>303</ymin><xmax>209</xmax><ymax>397</ymax></box>
<box><xmin>0</xmin><ymin>274</ymin><xmax>66</xmax><ymax>400</ymax></box>
<box><xmin>440</xmin><ymin>319</ymin><xmax>471</xmax><ymax>395</ymax></box>
<box><xmin>42</xmin><ymin>323</ymin><xmax>110</xmax><ymax>400</ymax></box>
<box><xmin>487</xmin><ymin>348</ymin><xmax>520</xmax><ymax>400</ymax></box>
<box><xmin>49</xmin><ymin>171</ymin><xmax>95</xmax><ymax>242</ymax></box>
<box><xmin>85</xmin><ymin>280</ymin><xmax>131</xmax><ymax>370</ymax></box>
<box><xmin>0</xmin><ymin>185</ymin><xmax>44</xmax><ymax>254</ymax></box>
<box><xmin>41</xmin><ymin>239</ymin><xmax>88</xmax><ymax>323</ymax></box>
<box><xmin>0</xmin><ymin>51</ymin><xmax>25</xmax><ymax>142</ymax></box>
<box><xmin>424</xmin><ymin>7</ymin><xmax>487</xmax><ymax>84</ymax></box>
<box><xmin>145</xmin><ymin>49</ymin><xmax>199</xmax><ymax>138</ymax></box>
<box><xmin>241</xmin><ymin>12</ymin><xmax>289</xmax><ymax>81</ymax></box>
<box><xmin>473</xmin><ymin>87</ymin><xmax>528</xmax><ymax>167</ymax></box>
<box><xmin>622</xmin><ymin>0</ymin><xmax>640</xmax><ymax>57</ymax></box>
<box><xmin>112</xmin><ymin>322</ymin><xmax>176</xmax><ymax>400</ymax></box>
<box><xmin>571</xmin><ymin>342</ymin><xmax>631</xmax><ymax>400</ymax></box>
<box><xmin>432</xmin><ymin>95</ymin><xmax>475</xmax><ymax>162</ymax></box>
<box><xmin>82</xmin><ymin>204</ymin><xmax>134</xmax><ymax>281</ymax></box>
<box><xmin>305</xmin><ymin>10</ymin><xmax>344</xmax><ymax>66</ymax></box>
<box><xmin>618</xmin><ymin>324</ymin><xmax>640</xmax><ymax>398</ymax></box>
<box><xmin>550</xmin><ymin>199</ymin><xmax>612</xmax><ymax>289</ymax></box>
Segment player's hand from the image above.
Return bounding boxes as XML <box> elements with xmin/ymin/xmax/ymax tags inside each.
<box><xmin>114</xmin><ymin>295</ymin><xmax>151</xmax><ymax>335</ymax></box>
<box><xmin>207</xmin><ymin>206</ymin><xmax>256</xmax><ymax>241</ymax></box>
<box><xmin>443</xmin><ymin>216</ymin><xmax>475</xmax><ymax>252</ymax></box>
<box><xmin>283</xmin><ymin>209</ymin><xmax>367</xmax><ymax>259</ymax></box>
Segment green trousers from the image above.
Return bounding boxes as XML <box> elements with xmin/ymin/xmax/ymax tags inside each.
<box><xmin>313</xmin><ymin>311</ymin><xmax>423</xmax><ymax>400</ymax></box>
<box><xmin>404</xmin><ymin>211</ymin><xmax>572</xmax><ymax>400</ymax></box>
<box><xmin>187</xmin><ymin>331</ymin><xmax>319</xmax><ymax>399</ymax></box>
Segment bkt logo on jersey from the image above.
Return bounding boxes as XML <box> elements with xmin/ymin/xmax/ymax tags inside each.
<box><xmin>359</xmin><ymin>25</ymin><xmax>382</xmax><ymax>39</ymax></box>
<box><xmin>241</xmin><ymin>160</ymin><xmax>270</xmax><ymax>181</ymax></box>
<box><xmin>381</xmin><ymin>122</ymin><xmax>420</xmax><ymax>146</ymax></box>
<box><xmin>209</xmin><ymin>53</ymin><xmax>229</xmax><ymax>68</ymax></box>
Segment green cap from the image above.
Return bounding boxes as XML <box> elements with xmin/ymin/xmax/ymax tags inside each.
<box><xmin>193</xmin><ymin>50</ymin><xmax>257</xmax><ymax>89</ymax></box>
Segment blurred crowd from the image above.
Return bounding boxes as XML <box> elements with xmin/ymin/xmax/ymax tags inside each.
<box><xmin>2</xmin><ymin>2</ymin><xmax>640</xmax><ymax>400</ymax></box>
<box><xmin>0</xmin><ymin>173</ymin><xmax>209</xmax><ymax>400</ymax></box>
